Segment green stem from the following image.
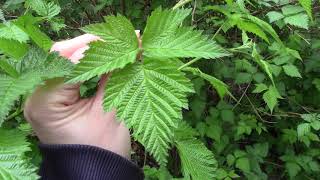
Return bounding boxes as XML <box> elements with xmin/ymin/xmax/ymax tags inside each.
<box><xmin>178</xmin><ymin>57</ymin><xmax>201</xmax><ymax>70</ymax></box>
<box><xmin>173</xmin><ymin>0</ymin><xmax>193</xmax><ymax>10</ymax></box>
<box><xmin>6</xmin><ymin>108</ymin><xmax>23</xmax><ymax>121</ymax></box>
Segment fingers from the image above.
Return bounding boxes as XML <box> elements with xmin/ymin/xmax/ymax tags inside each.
<box><xmin>51</xmin><ymin>34</ymin><xmax>100</xmax><ymax>59</ymax></box>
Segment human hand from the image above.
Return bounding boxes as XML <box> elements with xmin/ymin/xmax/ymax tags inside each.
<box><xmin>24</xmin><ymin>33</ymin><xmax>139</xmax><ymax>159</ymax></box>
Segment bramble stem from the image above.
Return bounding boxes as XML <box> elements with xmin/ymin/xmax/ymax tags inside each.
<box><xmin>173</xmin><ymin>0</ymin><xmax>193</xmax><ymax>10</ymax></box>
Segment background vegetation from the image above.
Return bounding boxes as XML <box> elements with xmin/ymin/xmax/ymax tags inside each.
<box><xmin>0</xmin><ymin>0</ymin><xmax>319</xmax><ymax>179</ymax></box>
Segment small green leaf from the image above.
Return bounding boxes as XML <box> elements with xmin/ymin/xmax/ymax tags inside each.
<box><xmin>252</xmin><ymin>83</ymin><xmax>268</xmax><ymax>93</ymax></box>
<box><xmin>236</xmin><ymin>157</ymin><xmax>250</xmax><ymax>172</ymax></box>
<box><xmin>263</xmin><ymin>86</ymin><xmax>281</xmax><ymax>112</ymax></box>
<box><xmin>297</xmin><ymin>123</ymin><xmax>311</xmax><ymax>137</ymax></box>
<box><xmin>266</xmin><ymin>11</ymin><xmax>284</xmax><ymax>23</ymax></box>
<box><xmin>283</xmin><ymin>64</ymin><xmax>302</xmax><ymax>78</ymax></box>
<box><xmin>286</xmin><ymin>162</ymin><xmax>301</xmax><ymax>178</ymax></box>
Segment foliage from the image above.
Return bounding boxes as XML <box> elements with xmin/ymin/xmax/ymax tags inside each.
<box><xmin>0</xmin><ymin>0</ymin><xmax>320</xmax><ymax>179</ymax></box>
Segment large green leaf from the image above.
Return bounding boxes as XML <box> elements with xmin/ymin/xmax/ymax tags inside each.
<box><xmin>103</xmin><ymin>58</ymin><xmax>194</xmax><ymax>164</ymax></box>
<box><xmin>68</xmin><ymin>15</ymin><xmax>139</xmax><ymax>83</ymax></box>
<box><xmin>143</xmin><ymin>9</ymin><xmax>230</xmax><ymax>59</ymax></box>
<box><xmin>0</xmin><ymin>128</ymin><xmax>38</xmax><ymax>180</ymax></box>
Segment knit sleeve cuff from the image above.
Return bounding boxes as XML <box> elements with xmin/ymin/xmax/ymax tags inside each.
<box><xmin>38</xmin><ymin>144</ymin><xmax>144</xmax><ymax>180</ymax></box>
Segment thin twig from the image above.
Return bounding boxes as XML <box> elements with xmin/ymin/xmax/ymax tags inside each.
<box><xmin>245</xmin><ymin>94</ymin><xmax>277</xmax><ymax>124</ymax></box>
<box><xmin>232</xmin><ymin>84</ymin><xmax>251</xmax><ymax>110</ymax></box>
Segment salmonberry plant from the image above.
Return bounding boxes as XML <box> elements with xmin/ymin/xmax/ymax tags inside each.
<box><xmin>0</xmin><ymin>0</ymin><xmax>320</xmax><ymax>179</ymax></box>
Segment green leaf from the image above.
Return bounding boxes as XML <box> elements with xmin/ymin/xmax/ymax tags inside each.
<box><xmin>103</xmin><ymin>58</ymin><xmax>194</xmax><ymax>164</ymax></box>
<box><xmin>252</xmin><ymin>83</ymin><xmax>268</xmax><ymax>93</ymax></box>
<box><xmin>182</xmin><ymin>67</ymin><xmax>231</xmax><ymax>99</ymax></box>
<box><xmin>0</xmin><ymin>128</ymin><xmax>38</xmax><ymax>180</ymax></box>
<box><xmin>284</xmin><ymin>14</ymin><xmax>309</xmax><ymax>29</ymax></box>
<box><xmin>252</xmin><ymin>45</ymin><xmax>275</xmax><ymax>85</ymax></box>
<box><xmin>246</xmin><ymin>14</ymin><xmax>282</xmax><ymax>45</ymax></box>
<box><xmin>298</xmin><ymin>0</ymin><xmax>312</xmax><ymax>19</ymax></box>
<box><xmin>26</xmin><ymin>0</ymin><xmax>61</xmax><ymax>19</ymax></box>
<box><xmin>236</xmin><ymin>20</ymin><xmax>269</xmax><ymax>43</ymax></box>
<box><xmin>0</xmin><ymin>39</ymin><xmax>28</xmax><ymax>59</ymax></box>
<box><xmin>0</xmin><ymin>22</ymin><xmax>29</xmax><ymax>43</ymax></box>
<box><xmin>236</xmin><ymin>157</ymin><xmax>250</xmax><ymax>172</ymax></box>
<box><xmin>266</xmin><ymin>11</ymin><xmax>284</xmax><ymax>23</ymax></box>
<box><xmin>142</xmin><ymin>8</ymin><xmax>230</xmax><ymax>59</ymax></box>
<box><xmin>142</xmin><ymin>8</ymin><xmax>191</xmax><ymax>48</ymax></box>
<box><xmin>144</xmin><ymin>26</ymin><xmax>230</xmax><ymax>59</ymax></box>
<box><xmin>263</xmin><ymin>86</ymin><xmax>281</xmax><ymax>112</ymax></box>
<box><xmin>297</xmin><ymin>123</ymin><xmax>311</xmax><ymax>137</ymax></box>
<box><xmin>0</xmin><ymin>59</ymin><xmax>19</xmax><ymax>78</ymax></box>
<box><xmin>68</xmin><ymin>15</ymin><xmax>139</xmax><ymax>83</ymax></box>
<box><xmin>0</xmin><ymin>9</ymin><xmax>5</xmax><ymax>22</ymax></box>
<box><xmin>14</xmin><ymin>14</ymin><xmax>53</xmax><ymax>51</ymax></box>
<box><xmin>312</xmin><ymin>78</ymin><xmax>320</xmax><ymax>92</ymax></box>
<box><xmin>281</xmin><ymin>5</ymin><xmax>305</xmax><ymax>16</ymax></box>
<box><xmin>176</xmin><ymin>138</ymin><xmax>217</xmax><ymax>180</ymax></box>
<box><xmin>286</xmin><ymin>162</ymin><xmax>301</xmax><ymax>178</ymax></box>
<box><xmin>283</xmin><ymin>64</ymin><xmax>302</xmax><ymax>78</ymax></box>
<box><xmin>0</xmin><ymin>48</ymin><xmax>73</xmax><ymax>124</ymax></box>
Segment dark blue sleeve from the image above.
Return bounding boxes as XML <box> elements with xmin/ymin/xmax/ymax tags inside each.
<box><xmin>38</xmin><ymin>144</ymin><xmax>144</xmax><ymax>180</ymax></box>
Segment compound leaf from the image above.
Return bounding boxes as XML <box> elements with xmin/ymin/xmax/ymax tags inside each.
<box><xmin>103</xmin><ymin>58</ymin><xmax>194</xmax><ymax>164</ymax></box>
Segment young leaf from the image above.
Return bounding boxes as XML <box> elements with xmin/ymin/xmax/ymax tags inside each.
<box><xmin>176</xmin><ymin>138</ymin><xmax>217</xmax><ymax>180</ymax></box>
<box><xmin>283</xmin><ymin>64</ymin><xmax>302</xmax><ymax>78</ymax></box>
<box><xmin>103</xmin><ymin>58</ymin><xmax>194</xmax><ymax>164</ymax></box>
<box><xmin>236</xmin><ymin>21</ymin><xmax>269</xmax><ymax>43</ymax></box>
<box><xmin>263</xmin><ymin>86</ymin><xmax>281</xmax><ymax>112</ymax></box>
<box><xmin>143</xmin><ymin>8</ymin><xmax>230</xmax><ymax>59</ymax></box>
<box><xmin>246</xmin><ymin>15</ymin><xmax>282</xmax><ymax>45</ymax></box>
<box><xmin>0</xmin><ymin>128</ymin><xmax>38</xmax><ymax>180</ymax></box>
<box><xmin>68</xmin><ymin>15</ymin><xmax>139</xmax><ymax>83</ymax></box>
